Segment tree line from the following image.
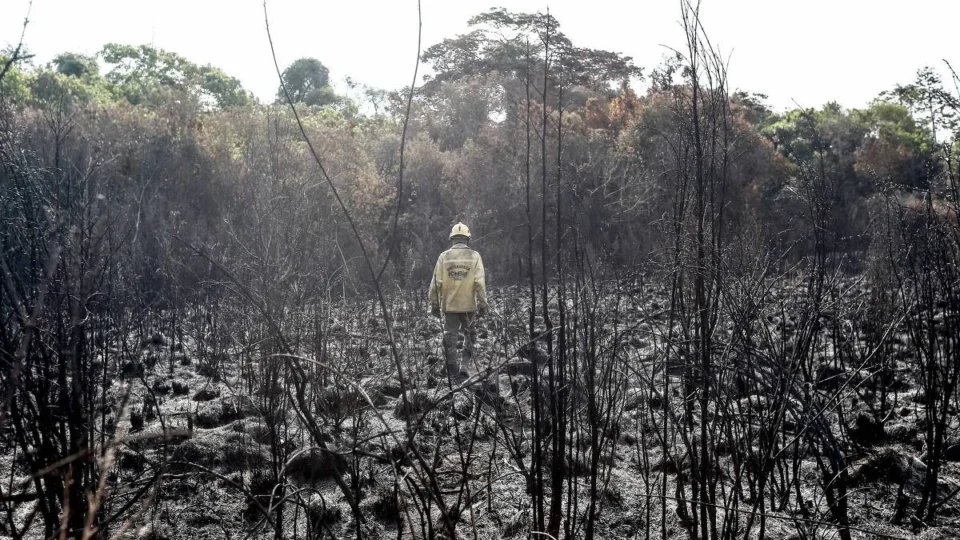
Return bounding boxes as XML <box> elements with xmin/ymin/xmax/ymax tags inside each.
<box><xmin>1</xmin><ymin>11</ymin><xmax>953</xmax><ymax>293</ymax></box>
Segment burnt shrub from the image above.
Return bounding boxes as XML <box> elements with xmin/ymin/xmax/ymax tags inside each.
<box><xmin>243</xmin><ymin>470</ymin><xmax>278</xmax><ymax>523</ymax></box>
<box><xmin>130</xmin><ymin>409</ymin><xmax>144</xmax><ymax>432</ymax></box>
<box><xmin>195</xmin><ymin>395</ymin><xmax>254</xmax><ymax>429</ymax></box>
<box><xmin>152</xmin><ymin>378</ymin><xmax>171</xmax><ymax>395</ymax></box>
<box><xmin>850</xmin><ymin>412</ymin><xmax>885</xmax><ymax>446</ymax></box>
<box><xmin>172</xmin><ymin>380</ymin><xmax>190</xmax><ymax>396</ymax></box>
<box><xmin>169</xmin><ymin>439</ymin><xmax>220</xmax><ymax>473</ymax></box>
<box><xmin>393</xmin><ymin>390</ymin><xmax>435</xmax><ymax>421</ymax></box>
<box><xmin>285</xmin><ymin>449</ymin><xmax>347</xmax><ymax>484</ymax></box>
<box><xmin>305</xmin><ymin>493</ymin><xmax>343</xmax><ymax>526</ymax></box>
<box><xmin>193</xmin><ymin>387</ymin><xmax>220</xmax><ymax>402</ymax></box>
<box><xmin>220</xmin><ymin>432</ymin><xmax>267</xmax><ymax>470</ymax></box>
<box><xmin>369</xmin><ymin>488</ymin><xmax>401</xmax><ymax>523</ymax></box>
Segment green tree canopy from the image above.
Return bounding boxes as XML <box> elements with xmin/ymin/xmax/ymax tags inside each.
<box><xmin>277</xmin><ymin>57</ymin><xmax>336</xmax><ymax>106</ymax></box>
<box><xmin>28</xmin><ymin>68</ymin><xmax>112</xmax><ymax>112</ymax></box>
<box><xmin>884</xmin><ymin>67</ymin><xmax>959</xmax><ymax>138</ymax></box>
<box><xmin>851</xmin><ymin>100</ymin><xmax>940</xmax><ymax>188</ymax></box>
<box><xmin>53</xmin><ymin>52</ymin><xmax>99</xmax><ymax>78</ymax></box>
<box><xmin>421</xmin><ymin>8</ymin><xmax>642</xmax><ymax>95</ymax></box>
<box><xmin>0</xmin><ymin>54</ymin><xmax>30</xmax><ymax>103</ymax></box>
<box><xmin>100</xmin><ymin>43</ymin><xmax>251</xmax><ymax>109</ymax></box>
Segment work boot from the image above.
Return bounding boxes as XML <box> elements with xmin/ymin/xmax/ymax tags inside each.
<box><xmin>473</xmin><ymin>375</ymin><xmax>501</xmax><ymax>408</ymax></box>
<box><xmin>445</xmin><ymin>360</ymin><xmax>469</xmax><ymax>386</ymax></box>
<box><xmin>460</xmin><ymin>348</ymin><xmax>473</xmax><ymax>372</ymax></box>
<box><xmin>444</xmin><ymin>351</ymin><xmax>469</xmax><ymax>386</ymax></box>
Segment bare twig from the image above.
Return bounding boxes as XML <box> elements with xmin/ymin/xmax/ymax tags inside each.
<box><xmin>0</xmin><ymin>0</ymin><xmax>32</xmax><ymax>82</ymax></box>
<box><xmin>262</xmin><ymin>0</ymin><xmax>412</xmax><ymax>422</ymax></box>
<box><xmin>377</xmin><ymin>0</ymin><xmax>422</xmax><ymax>282</ymax></box>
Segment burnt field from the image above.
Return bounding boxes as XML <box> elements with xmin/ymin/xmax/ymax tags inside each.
<box><xmin>4</xmin><ymin>272</ymin><xmax>959</xmax><ymax>540</ymax></box>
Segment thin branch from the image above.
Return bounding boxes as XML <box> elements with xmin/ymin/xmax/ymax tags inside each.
<box><xmin>262</xmin><ymin>0</ymin><xmax>413</xmax><ymax>419</ymax></box>
<box><xmin>0</xmin><ymin>0</ymin><xmax>32</xmax><ymax>82</ymax></box>
<box><xmin>377</xmin><ymin>0</ymin><xmax>422</xmax><ymax>282</ymax></box>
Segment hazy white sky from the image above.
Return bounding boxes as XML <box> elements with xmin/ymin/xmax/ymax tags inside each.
<box><xmin>3</xmin><ymin>0</ymin><xmax>958</xmax><ymax>111</ymax></box>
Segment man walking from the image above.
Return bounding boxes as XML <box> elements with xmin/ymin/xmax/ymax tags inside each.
<box><xmin>428</xmin><ymin>222</ymin><xmax>488</xmax><ymax>384</ymax></box>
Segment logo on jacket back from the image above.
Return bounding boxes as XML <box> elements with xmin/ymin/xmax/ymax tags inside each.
<box><xmin>446</xmin><ymin>263</ymin><xmax>472</xmax><ymax>280</ymax></box>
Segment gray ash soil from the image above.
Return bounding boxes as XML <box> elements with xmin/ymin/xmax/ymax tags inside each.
<box><xmin>8</xmin><ymin>284</ymin><xmax>960</xmax><ymax>539</ymax></box>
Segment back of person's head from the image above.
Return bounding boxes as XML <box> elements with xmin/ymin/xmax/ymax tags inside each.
<box><xmin>449</xmin><ymin>222</ymin><xmax>471</xmax><ymax>243</ymax></box>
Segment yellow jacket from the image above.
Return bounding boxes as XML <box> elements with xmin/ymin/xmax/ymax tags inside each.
<box><xmin>428</xmin><ymin>243</ymin><xmax>488</xmax><ymax>313</ymax></box>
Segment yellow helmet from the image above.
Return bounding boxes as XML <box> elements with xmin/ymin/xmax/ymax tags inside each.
<box><xmin>449</xmin><ymin>222</ymin><xmax>471</xmax><ymax>240</ymax></box>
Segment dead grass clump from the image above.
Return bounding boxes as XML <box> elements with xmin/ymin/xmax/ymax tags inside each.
<box><xmin>184</xmin><ymin>511</ymin><xmax>220</xmax><ymax>528</ymax></box>
<box><xmin>305</xmin><ymin>493</ymin><xmax>343</xmax><ymax>526</ymax></box>
<box><xmin>130</xmin><ymin>409</ymin><xmax>144</xmax><ymax>432</ymax></box>
<box><xmin>220</xmin><ymin>432</ymin><xmax>267</xmax><ymax>470</ymax></box>
<box><xmin>193</xmin><ymin>403</ymin><xmax>227</xmax><ymax>429</ymax></box>
<box><xmin>194</xmin><ymin>395</ymin><xmax>252</xmax><ymax>428</ymax></box>
<box><xmin>243</xmin><ymin>470</ymin><xmax>278</xmax><ymax>523</ymax></box>
<box><xmin>885</xmin><ymin>422</ymin><xmax>920</xmax><ymax>446</ymax></box>
<box><xmin>197</xmin><ymin>363</ymin><xmax>219</xmax><ymax>380</ymax></box>
<box><xmin>169</xmin><ymin>438</ymin><xmax>219</xmax><ymax>473</ymax></box>
<box><xmin>152</xmin><ymin>378</ymin><xmax>171</xmax><ymax>395</ymax></box>
<box><xmin>450</xmin><ymin>392</ymin><xmax>475</xmax><ymax>420</ymax></box>
<box><xmin>172</xmin><ymin>380</ymin><xmax>190</xmax><ymax>396</ymax></box>
<box><xmin>378</xmin><ymin>380</ymin><xmax>403</xmax><ymax>398</ymax></box>
<box><xmin>652</xmin><ymin>455</ymin><xmax>685</xmax><ymax>476</ymax></box>
<box><xmin>849</xmin><ymin>447</ymin><xmax>918</xmax><ymax>486</ymax></box>
<box><xmin>193</xmin><ymin>387</ymin><xmax>220</xmax><ymax>402</ymax></box>
<box><xmin>368</xmin><ymin>487</ymin><xmax>401</xmax><ymax>522</ymax></box>
<box><xmin>501</xmin><ymin>507</ymin><xmax>529</xmax><ymax>538</ymax></box>
<box><xmin>122</xmin><ymin>361</ymin><xmax>144</xmax><ymax>379</ymax></box>
<box><xmin>241</xmin><ymin>422</ymin><xmax>272</xmax><ymax>444</ymax></box>
<box><xmin>393</xmin><ymin>390</ymin><xmax>435</xmax><ymax>421</ymax></box>
<box><xmin>159</xmin><ymin>477</ymin><xmax>199</xmax><ymax>501</ymax></box>
<box><xmin>117</xmin><ymin>449</ymin><xmax>145</xmax><ymax>472</ymax></box>
<box><xmin>286</xmin><ymin>449</ymin><xmax>347</xmax><ymax>484</ymax></box>
<box><xmin>503</xmin><ymin>361</ymin><xmax>535</xmax><ymax>377</ymax></box>
<box><xmin>849</xmin><ymin>412</ymin><xmax>885</xmax><ymax>446</ymax></box>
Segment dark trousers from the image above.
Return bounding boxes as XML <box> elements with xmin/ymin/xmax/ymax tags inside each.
<box><xmin>443</xmin><ymin>312</ymin><xmax>476</xmax><ymax>381</ymax></box>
